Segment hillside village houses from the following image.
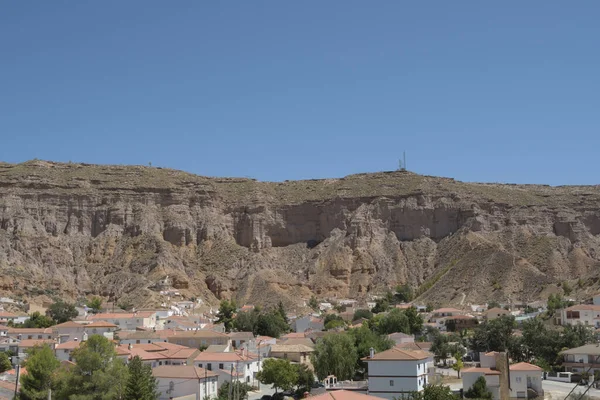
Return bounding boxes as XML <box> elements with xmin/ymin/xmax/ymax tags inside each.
<box><xmin>152</xmin><ymin>365</ymin><xmax>218</xmax><ymax>400</ymax></box>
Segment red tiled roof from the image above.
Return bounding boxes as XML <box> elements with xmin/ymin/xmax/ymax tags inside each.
<box><xmin>19</xmin><ymin>339</ymin><xmax>56</xmax><ymax>348</ymax></box>
<box><xmin>86</xmin><ymin>321</ymin><xmax>118</xmax><ymax>328</ymax></box>
<box><xmin>56</xmin><ymin>341</ymin><xmax>82</xmax><ymax>350</ymax></box>
<box><xmin>362</xmin><ymin>347</ymin><xmax>430</xmax><ymax>361</ymax></box>
<box><xmin>52</xmin><ymin>321</ymin><xmax>84</xmax><ymax>329</ymax></box>
<box><xmin>510</xmin><ymin>362</ymin><xmax>543</xmax><ymax>372</ymax></box>
<box><xmin>310</xmin><ymin>390</ymin><xmax>382</xmax><ymax>400</ymax></box>
<box><xmin>152</xmin><ymin>365</ymin><xmax>217</xmax><ymax>379</ymax></box>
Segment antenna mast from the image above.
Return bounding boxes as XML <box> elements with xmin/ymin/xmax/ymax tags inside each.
<box><xmin>398</xmin><ymin>151</ymin><xmax>407</xmax><ymax>171</ymax></box>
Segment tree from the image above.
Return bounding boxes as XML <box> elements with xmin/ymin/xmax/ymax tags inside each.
<box><xmin>404</xmin><ymin>307</ymin><xmax>424</xmax><ymax>335</ymax></box>
<box><xmin>308</xmin><ymin>296</ymin><xmax>319</xmax><ymax>311</ymax></box>
<box><xmin>124</xmin><ymin>356</ymin><xmax>158</xmax><ymax>400</ymax></box>
<box><xmin>256</xmin><ymin>310</ymin><xmax>289</xmax><ymax>338</ymax></box>
<box><xmin>17</xmin><ymin>312</ymin><xmax>54</xmax><ymax>328</ymax></box>
<box><xmin>257</xmin><ymin>358</ymin><xmax>298</xmax><ymax>392</ymax></box>
<box><xmin>87</xmin><ymin>296</ymin><xmax>103</xmax><ymax>314</ymax></box>
<box><xmin>59</xmin><ymin>334</ymin><xmax>129</xmax><ymax>399</ymax></box>
<box><xmin>217</xmin><ymin>381</ymin><xmax>252</xmax><ymax>400</ymax></box>
<box><xmin>404</xmin><ymin>384</ymin><xmax>459</xmax><ymax>400</ymax></box>
<box><xmin>216</xmin><ymin>300</ymin><xmax>237</xmax><ymax>332</ymax></box>
<box><xmin>311</xmin><ymin>333</ymin><xmax>358</xmax><ymax>380</ymax></box>
<box><xmin>464</xmin><ymin>376</ymin><xmax>492</xmax><ymax>399</ymax></box>
<box><xmin>352</xmin><ymin>309</ymin><xmax>373</xmax><ymax>321</ymax></box>
<box><xmin>0</xmin><ymin>352</ymin><xmax>11</xmax><ymax>373</ymax></box>
<box><xmin>233</xmin><ymin>309</ymin><xmax>259</xmax><ymax>333</ymax></box>
<box><xmin>47</xmin><ymin>300</ymin><xmax>79</xmax><ymax>324</ymax></box>
<box><xmin>431</xmin><ymin>333</ymin><xmax>452</xmax><ymax>366</ymax></box>
<box><xmin>426</xmin><ymin>304</ymin><xmax>434</xmax><ymax>313</ymax></box>
<box><xmin>349</xmin><ymin>324</ymin><xmax>394</xmax><ymax>377</ymax></box>
<box><xmin>20</xmin><ymin>344</ymin><xmax>61</xmax><ymax>400</ymax></box>
<box><xmin>277</xmin><ymin>301</ymin><xmax>288</xmax><ymax>324</ymax></box>
<box><xmin>487</xmin><ymin>301</ymin><xmax>501</xmax><ymax>310</ymax></box>
<box><xmin>373</xmin><ymin>308</ymin><xmax>410</xmax><ymax>335</ymax></box>
<box><xmin>451</xmin><ymin>352</ymin><xmax>464</xmax><ymax>378</ymax></box>
<box><xmin>295</xmin><ymin>363</ymin><xmax>315</xmax><ymax>392</ymax></box>
<box><xmin>371</xmin><ymin>298</ymin><xmax>390</xmax><ymax>314</ymax></box>
<box><xmin>470</xmin><ymin>315</ymin><xmax>515</xmax><ymax>353</ymax></box>
<box><xmin>395</xmin><ymin>284</ymin><xmax>413</xmax><ymax>303</ymax></box>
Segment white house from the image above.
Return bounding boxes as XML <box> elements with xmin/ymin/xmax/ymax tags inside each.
<box><xmin>509</xmin><ymin>362</ymin><xmax>543</xmax><ymax>398</ymax></box>
<box><xmin>0</xmin><ymin>312</ymin><xmax>18</xmax><ymax>324</ymax></box>
<box><xmin>89</xmin><ymin>312</ymin><xmax>157</xmax><ymax>330</ymax></box>
<box><xmin>55</xmin><ymin>339</ymin><xmax>83</xmax><ymax>362</ymax></box>
<box><xmin>561</xmin><ymin>344</ymin><xmax>600</xmax><ymax>374</ymax></box>
<box><xmin>152</xmin><ymin>365</ymin><xmax>218</xmax><ymax>400</ymax></box>
<box><xmin>558</xmin><ymin>305</ymin><xmax>600</xmax><ymax>327</ymax></box>
<box><xmin>462</xmin><ymin>367</ymin><xmax>501</xmax><ymax>399</ymax></box>
<box><xmin>293</xmin><ymin>316</ymin><xmax>324</xmax><ymax>333</ymax></box>
<box><xmin>362</xmin><ymin>347</ymin><xmax>430</xmax><ymax>399</ymax></box>
<box><xmin>194</xmin><ymin>351</ymin><xmax>260</xmax><ymax>386</ymax></box>
<box><xmin>593</xmin><ymin>294</ymin><xmax>600</xmax><ymax>306</ymax></box>
<box><xmin>228</xmin><ymin>332</ymin><xmax>254</xmax><ymax>349</ymax></box>
<box><xmin>0</xmin><ymin>325</ymin><xmax>8</xmax><ymax>337</ymax></box>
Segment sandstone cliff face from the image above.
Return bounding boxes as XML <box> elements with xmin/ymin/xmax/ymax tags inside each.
<box><xmin>0</xmin><ymin>160</ymin><xmax>599</xmax><ymax>308</ymax></box>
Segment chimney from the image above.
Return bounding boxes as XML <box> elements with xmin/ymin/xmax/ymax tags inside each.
<box><xmin>369</xmin><ymin>347</ymin><xmax>375</xmax><ymax>359</ymax></box>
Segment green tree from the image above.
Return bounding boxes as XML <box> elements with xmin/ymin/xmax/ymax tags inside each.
<box><xmin>0</xmin><ymin>352</ymin><xmax>11</xmax><ymax>373</ymax></box>
<box><xmin>487</xmin><ymin>301</ymin><xmax>501</xmax><ymax>310</ymax></box>
<box><xmin>233</xmin><ymin>309</ymin><xmax>259</xmax><ymax>333</ymax></box>
<box><xmin>451</xmin><ymin>352</ymin><xmax>464</xmax><ymax>378</ymax></box>
<box><xmin>311</xmin><ymin>333</ymin><xmax>357</xmax><ymax>380</ymax></box>
<box><xmin>352</xmin><ymin>309</ymin><xmax>373</xmax><ymax>321</ymax></box>
<box><xmin>325</xmin><ymin>319</ymin><xmax>345</xmax><ymax>330</ymax></box>
<box><xmin>464</xmin><ymin>376</ymin><xmax>492</xmax><ymax>399</ymax></box>
<box><xmin>374</xmin><ymin>308</ymin><xmax>410</xmax><ymax>335</ymax></box>
<box><xmin>430</xmin><ymin>333</ymin><xmax>452</xmax><ymax>366</ymax></box>
<box><xmin>256</xmin><ymin>310</ymin><xmax>289</xmax><ymax>338</ymax></box>
<box><xmin>217</xmin><ymin>381</ymin><xmax>252</xmax><ymax>400</ymax></box>
<box><xmin>20</xmin><ymin>345</ymin><xmax>61</xmax><ymax>400</ymax></box>
<box><xmin>404</xmin><ymin>307</ymin><xmax>424</xmax><ymax>335</ymax></box>
<box><xmin>87</xmin><ymin>297</ymin><xmax>103</xmax><ymax>314</ymax></box>
<box><xmin>257</xmin><ymin>358</ymin><xmax>298</xmax><ymax>392</ymax></box>
<box><xmin>395</xmin><ymin>284</ymin><xmax>413</xmax><ymax>303</ymax></box>
<box><xmin>426</xmin><ymin>304</ymin><xmax>434</xmax><ymax>313</ymax></box>
<box><xmin>18</xmin><ymin>312</ymin><xmax>54</xmax><ymax>328</ymax></box>
<box><xmin>277</xmin><ymin>301</ymin><xmax>288</xmax><ymax>324</ymax></box>
<box><xmin>371</xmin><ymin>298</ymin><xmax>390</xmax><ymax>314</ymax></box>
<box><xmin>124</xmin><ymin>356</ymin><xmax>158</xmax><ymax>400</ymax></box>
<box><xmin>216</xmin><ymin>300</ymin><xmax>237</xmax><ymax>332</ymax></box>
<box><xmin>295</xmin><ymin>363</ymin><xmax>315</xmax><ymax>392</ymax></box>
<box><xmin>470</xmin><ymin>315</ymin><xmax>515</xmax><ymax>353</ymax></box>
<box><xmin>404</xmin><ymin>384</ymin><xmax>459</xmax><ymax>400</ymax></box>
<box><xmin>349</xmin><ymin>324</ymin><xmax>394</xmax><ymax>377</ymax></box>
<box><xmin>47</xmin><ymin>300</ymin><xmax>79</xmax><ymax>324</ymax></box>
<box><xmin>59</xmin><ymin>335</ymin><xmax>129</xmax><ymax>399</ymax></box>
<box><xmin>308</xmin><ymin>296</ymin><xmax>319</xmax><ymax>311</ymax></box>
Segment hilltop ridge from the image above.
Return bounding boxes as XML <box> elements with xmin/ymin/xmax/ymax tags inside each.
<box><xmin>0</xmin><ymin>160</ymin><xmax>599</xmax><ymax>308</ymax></box>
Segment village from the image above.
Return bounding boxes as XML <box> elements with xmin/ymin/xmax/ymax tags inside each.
<box><xmin>0</xmin><ymin>283</ymin><xmax>599</xmax><ymax>400</ymax></box>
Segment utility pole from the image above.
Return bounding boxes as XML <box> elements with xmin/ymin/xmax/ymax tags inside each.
<box><xmin>229</xmin><ymin>364</ymin><xmax>233</xmax><ymax>400</ymax></box>
<box><xmin>47</xmin><ymin>387</ymin><xmax>52</xmax><ymax>400</ymax></box>
<box><xmin>14</xmin><ymin>358</ymin><xmax>20</xmax><ymax>399</ymax></box>
<box><xmin>204</xmin><ymin>367</ymin><xmax>207</xmax><ymax>398</ymax></box>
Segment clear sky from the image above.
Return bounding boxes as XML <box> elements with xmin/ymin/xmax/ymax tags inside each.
<box><xmin>1</xmin><ymin>2</ymin><xmax>599</xmax><ymax>185</ymax></box>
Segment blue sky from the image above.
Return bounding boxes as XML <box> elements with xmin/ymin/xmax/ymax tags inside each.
<box><xmin>1</xmin><ymin>2</ymin><xmax>599</xmax><ymax>184</ymax></box>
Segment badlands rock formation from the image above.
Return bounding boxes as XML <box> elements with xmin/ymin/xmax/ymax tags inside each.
<box><xmin>0</xmin><ymin>160</ymin><xmax>599</xmax><ymax>308</ymax></box>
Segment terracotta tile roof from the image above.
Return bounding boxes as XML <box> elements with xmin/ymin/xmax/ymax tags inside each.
<box><xmin>388</xmin><ymin>332</ymin><xmax>413</xmax><ymax>339</ymax></box>
<box><xmin>270</xmin><ymin>344</ymin><xmax>315</xmax><ymax>353</ymax></box>
<box><xmin>565</xmin><ymin>304</ymin><xmax>600</xmax><ymax>312</ymax></box>
<box><xmin>510</xmin><ymin>362</ymin><xmax>543</xmax><ymax>372</ymax></box>
<box><xmin>52</xmin><ymin>321</ymin><xmax>84</xmax><ymax>329</ymax></box>
<box><xmin>448</xmin><ymin>315</ymin><xmax>476</xmax><ymax>320</ymax></box>
<box><xmin>281</xmin><ymin>332</ymin><xmax>306</xmax><ymax>339</ymax></box>
<box><xmin>310</xmin><ymin>390</ymin><xmax>381</xmax><ymax>400</ymax></box>
<box><xmin>86</xmin><ymin>321</ymin><xmax>118</xmax><ymax>328</ymax></box>
<box><xmin>18</xmin><ymin>339</ymin><xmax>56</xmax><ymax>348</ymax></box>
<box><xmin>195</xmin><ymin>352</ymin><xmax>253</xmax><ymax>362</ymax></box>
<box><xmin>228</xmin><ymin>331</ymin><xmax>254</xmax><ymax>339</ymax></box>
<box><xmin>0</xmin><ymin>312</ymin><xmax>17</xmax><ymax>318</ymax></box>
<box><xmin>0</xmin><ymin>325</ymin><xmax>9</xmax><ymax>330</ymax></box>
<box><xmin>167</xmin><ymin>330</ymin><xmax>228</xmax><ymax>338</ymax></box>
<box><xmin>397</xmin><ymin>342</ymin><xmax>432</xmax><ymax>351</ymax></box>
<box><xmin>56</xmin><ymin>341</ymin><xmax>82</xmax><ymax>350</ymax></box>
<box><xmin>159</xmin><ymin>347</ymin><xmax>199</xmax><ymax>360</ymax></box>
<box><xmin>484</xmin><ymin>351</ymin><xmax>501</xmax><ymax>356</ymax></box>
<box><xmin>257</xmin><ymin>335</ymin><xmax>274</xmax><ymax>341</ymax></box>
<box><xmin>363</xmin><ymin>347</ymin><xmax>430</xmax><ymax>361</ymax></box>
<box><xmin>463</xmin><ymin>367</ymin><xmax>501</xmax><ymax>375</ymax></box>
<box><xmin>152</xmin><ymin>365</ymin><xmax>217</xmax><ymax>379</ymax></box>
<box><xmin>8</xmin><ymin>328</ymin><xmax>52</xmax><ymax>334</ymax></box>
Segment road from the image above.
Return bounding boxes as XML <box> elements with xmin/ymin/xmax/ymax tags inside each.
<box><xmin>248</xmin><ymin>385</ymin><xmax>277</xmax><ymax>400</ymax></box>
<box><xmin>543</xmin><ymin>380</ymin><xmax>600</xmax><ymax>399</ymax></box>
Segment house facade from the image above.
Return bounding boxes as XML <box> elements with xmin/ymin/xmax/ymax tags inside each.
<box><xmin>152</xmin><ymin>365</ymin><xmax>218</xmax><ymax>400</ymax></box>
<box><xmin>561</xmin><ymin>344</ymin><xmax>600</xmax><ymax>374</ymax></box>
<box><xmin>484</xmin><ymin>308</ymin><xmax>511</xmax><ymax>321</ymax></box>
<box><xmin>363</xmin><ymin>347</ymin><xmax>430</xmax><ymax>399</ymax></box>
<box><xmin>89</xmin><ymin>312</ymin><xmax>157</xmax><ymax>329</ymax></box>
<box><xmin>167</xmin><ymin>330</ymin><xmax>229</xmax><ymax>349</ymax></box>
<box><xmin>558</xmin><ymin>305</ymin><xmax>600</xmax><ymax>327</ymax></box>
<box><xmin>509</xmin><ymin>362</ymin><xmax>543</xmax><ymax>398</ymax></box>
<box><xmin>194</xmin><ymin>351</ymin><xmax>259</xmax><ymax>385</ymax></box>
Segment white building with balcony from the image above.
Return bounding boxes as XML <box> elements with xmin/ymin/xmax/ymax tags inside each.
<box><xmin>362</xmin><ymin>347</ymin><xmax>430</xmax><ymax>399</ymax></box>
<box><xmin>558</xmin><ymin>305</ymin><xmax>600</xmax><ymax>327</ymax></box>
<box><xmin>561</xmin><ymin>344</ymin><xmax>600</xmax><ymax>374</ymax></box>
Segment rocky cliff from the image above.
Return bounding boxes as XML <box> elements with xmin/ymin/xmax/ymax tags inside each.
<box><xmin>1</xmin><ymin>160</ymin><xmax>599</xmax><ymax>308</ymax></box>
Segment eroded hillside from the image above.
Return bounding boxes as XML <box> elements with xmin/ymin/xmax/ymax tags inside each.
<box><xmin>1</xmin><ymin>160</ymin><xmax>599</xmax><ymax>308</ymax></box>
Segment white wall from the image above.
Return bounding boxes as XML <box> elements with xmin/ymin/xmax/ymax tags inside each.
<box><xmin>367</xmin><ymin>359</ymin><xmax>427</xmax><ymax>399</ymax></box>
<box><xmin>462</xmin><ymin>372</ymin><xmax>499</xmax><ymax>400</ymax></box>
<box><xmin>156</xmin><ymin>377</ymin><xmax>218</xmax><ymax>400</ymax></box>
<box><xmin>510</xmin><ymin>371</ymin><xmax>542</xmax><ymax>398</ymax></box>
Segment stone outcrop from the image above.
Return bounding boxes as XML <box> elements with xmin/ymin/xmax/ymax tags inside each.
<box><xmin>0</xmin><ymin>160</ymin><xmax>599</xmax><ymax>308</ymax></box>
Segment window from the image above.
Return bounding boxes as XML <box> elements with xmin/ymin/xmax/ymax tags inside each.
<box><xmin>199</xmin><ymin>364</ymin><xmax>203</xmax><ymax>368</ymax></box>
<box><xmin>38</xmin><ymin>335</ymin><xmax>42</xmax><ymax>339</ymax></box>
<box><xmin>516</xmin><ymin>377</ymin><xmax>522</xmax><ymax>383</ymax></box>
<box><xmin>219</xmin><ymin>363</ymin><xmax>224</xmax><ymax>370</ymax></box>
<box><xmin>207</xmin><ymin>363</ymin><xmax>212</xmax><ymax>371</ymax></box>
<box><xmin>390</xmin><ymin>380</ymin><xmax>394</xmax><ymax>387</ymax></box>
<box><xmin>136</xmin><ymin>340</ymin><xmax>140</xmax><ymax>344</ymax></box>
